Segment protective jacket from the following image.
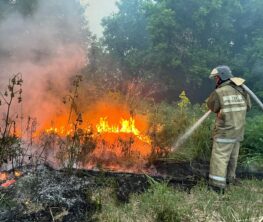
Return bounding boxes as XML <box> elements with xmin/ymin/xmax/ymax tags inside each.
<box><xmin>207</xmin><ymin>80</ymin><xmax>251</xmax><ymax>143</ymax></box>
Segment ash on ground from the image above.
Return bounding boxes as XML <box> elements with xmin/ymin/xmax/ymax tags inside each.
<box><xmin>0</xmin><ymin>165</ymin><xmax>101</xmax><ymax>222</ymax></box>
<box><xmin>0</xmin><ymin>164</ymin><xmax>151</xmax><ymax>222</ymax></box>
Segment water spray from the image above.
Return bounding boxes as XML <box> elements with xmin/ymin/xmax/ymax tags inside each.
<box><xmin>171</xmin><ymin>77</ymin><xmax>263</xmax><ymax>151</ymax></box>
<box><xmin>171</xmin><ymin>110</ymin><xmax>211</xmax><ymax>151</ymax></box>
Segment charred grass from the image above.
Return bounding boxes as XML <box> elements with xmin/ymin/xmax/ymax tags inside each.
<box><xmin>0</xmin><ymin>165</ymin><xmax>262</xmax><ymax>221</ymax></box>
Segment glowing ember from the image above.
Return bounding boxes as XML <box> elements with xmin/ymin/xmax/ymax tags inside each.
<box><xmin>0</xmin><ymin>172</ymin><xmax>8</xmax><ymax>181</ymax></box>
<box><xmin>44</xmin><ymin>123</ymin><xmax>92</xmax><ymax>137</ymax></box>
<box><xmin>46</xmin><ymin>126</ymin><xmax>74</xmax><ymax>135</ymax></box>
<box><xmin>14</xmin><ymin>170</ymin><xmax>22</xmax><ymax>177</ymax></box>
<box><xmin>1</xmin><ymin>179</ymin><xmax>16</xmax><ymax>188</ymax></box>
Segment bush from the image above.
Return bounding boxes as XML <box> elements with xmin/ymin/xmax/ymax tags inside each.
<box><xmin>149</xmin><ymin>102</ymin><xmax>190</xmax><ymax>154</ymax></box>
<box><xmin>174</xmin><ymin>117</ymin><xmax>212</xmax><ymax>162</ymax></box>
<box><xmin>0</xmin><ymin>74</ymin><xmax>23</xmax><ymax>168</ymax></box>
<box><xmin>0</xmin><ymin>136</ymin><xmax>23</xmax><ymax>167</ymax></box>
<box><xmin>148</xmin><ymin>91</ymin><xmax>195</xmax><ymax>159</ymax></box>
<box><xmin>165</xmin><ymin>102</ymin><xmax>213</xmax><ymax>162</ymax></box>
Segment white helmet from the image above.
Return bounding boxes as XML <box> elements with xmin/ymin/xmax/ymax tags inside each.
<box><xmin>209</xmin><ymin>65</ymin><xmax>234</xmax><ymax>80</ymax></box>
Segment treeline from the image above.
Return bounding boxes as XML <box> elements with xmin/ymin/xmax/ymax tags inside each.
<box><xmin>1</xmin><ymin>0</ymin><xmax>262</xmax><ymax>102</ymax></box>
<box><xmin>91</xmin><ymin>0</ymin><xmax>263</xmax><ymax>102</ymax></box>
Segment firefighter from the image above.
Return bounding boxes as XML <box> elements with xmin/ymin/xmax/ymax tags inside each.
<box><xmin>207</xmin><ymin>65</ymin><xmax>251</xmax><ymax>193</ymax></box>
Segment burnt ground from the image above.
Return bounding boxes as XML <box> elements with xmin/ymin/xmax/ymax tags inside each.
<box><xmin>0</xmin><ymin>161</ymin><xmax>262</xmax><ymax>222</ymax></box>
<box><xmin>153</xmin><ymin>159</ymin><xmax>263</xmax><ymax>180</ymax></box>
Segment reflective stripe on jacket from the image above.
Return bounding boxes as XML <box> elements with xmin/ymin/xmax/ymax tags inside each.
<box><xmin>207</xmin><ymin>80</ymin><xmax>251</xmax><ymax>142</ymax></box>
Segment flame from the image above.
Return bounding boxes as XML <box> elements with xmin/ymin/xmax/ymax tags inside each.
<box><xmin>0</xmin><ymin>170</ymin><xmax>22</xmax><ymax>188</ymax></box>
<box><xmin>45</xmin><ymin>126</ymin><xmax>74</xmax><ymax>136</ymax></box>
<box><xmin>0</xmin><ymin>172</ymin><xmax>8</xmax><ymax>181</ymax></box>
<box><xmin>44</xmin><ymin>124</ymin><xmax>93</xmax><ymax>137</ymax></box>
<box><xmin>33</xmin><ymin>101</ymin><xmax>153</xmax><ymax>171</ymax></box>
<box><xmin>42</xmin><ymin>114</ymin><xmax>150</xmax><ymax>146</ymax></box>
<box><xmin>96</xmin><ymin>117</ymin><xmax>151</xmax><ymax>144</ymax></box>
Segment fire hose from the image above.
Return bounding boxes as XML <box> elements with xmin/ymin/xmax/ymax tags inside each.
<box><xmin>172</xmin><ymin>78</ymin><xmax>263</xmax><ymax>151</ymax></box>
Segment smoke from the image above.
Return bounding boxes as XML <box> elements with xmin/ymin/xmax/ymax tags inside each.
<box><xmin>0</xmin><ymin>0</ymin><xmax>88</xmax><ymax>131</ymax></box>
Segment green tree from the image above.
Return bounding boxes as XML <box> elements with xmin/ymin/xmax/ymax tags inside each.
<box><xmin>102</xmin><ymin>0</ymin><xmax>263</xmax><ymax>100</ymax></box>
<box><xmin>102</xmin><ymin>0</ymin><xmax>151</xmax><ymax>77</ymax></box>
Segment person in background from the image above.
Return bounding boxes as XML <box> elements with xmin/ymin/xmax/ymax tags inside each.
<box><xmin>207</xmin><ymin>65</ymin><xmax>251</xmax><ymax>194</ymax></box>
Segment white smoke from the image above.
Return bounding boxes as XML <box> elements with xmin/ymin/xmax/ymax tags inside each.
<box><xmin>0</xmin><ymin>0</ymin><xmax>89</xmax><ymax>131</ymax></box>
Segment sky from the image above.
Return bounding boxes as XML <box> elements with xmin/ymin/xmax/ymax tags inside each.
<box><xmin>80</xmin><ymin>0</ymin><xmax>118</xmax><ymax>37</ymax></box>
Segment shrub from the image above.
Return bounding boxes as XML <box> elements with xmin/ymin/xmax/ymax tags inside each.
<box><xmin>148</xmin><ymin>92</ymin><xmax>193</xmax><ymax>159</ymax></box>
<box><xmin>0</xmin><ymin>74</ymin><xmax>23</xmax><ymax>168</ymax></box>
<box><xmin>149</xmin><ymin>102</ymin><xmax>189</xmax><ymax>151</ymax></box>
<box><xmin>164</xmin><ymin>102</ymin><xmax>213</xmax><ymax>162</ymax></box>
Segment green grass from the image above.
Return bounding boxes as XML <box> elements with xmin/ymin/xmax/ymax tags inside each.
<box><xmin>167</xmin><ymin>111</ymin><xmax>263</xmax><ymax>171</ymax></box>
<box><xmin>92</xmin><ymin>179</ymin><xmax>263</xmax><ymax>222</ymax></box>
<box><xmin>240</xmin><ymin>114</ymin><xmax>263</xmax><ymax>170</ymax></box>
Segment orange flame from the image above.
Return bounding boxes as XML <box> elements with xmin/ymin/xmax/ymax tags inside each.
<box><xmin>45</xmin><ymin>126</ymin><xmax>74</xmax><ymax>136</ymax></box>
<box><xmin>34</xmin><ymin>101</ymin><xmax>153</xmax><ymax>171</ymax></box>
<box><xmin>0</xmin><ymin>172</ymin><xmax>8</xmax><ymax>181</ymax></box>
<box><xmin>96</xmin><ymin>117</ymin><xmax>151</xmax><ymax>144</ymax></box>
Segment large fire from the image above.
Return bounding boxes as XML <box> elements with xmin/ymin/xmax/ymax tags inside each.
<box><xmin>44</xmin><ymin>116</ymin><xmax>150</xmax><ymax>144</ymax></box>
<box><xmin>34</xmin><ymin>101</ymin><xmax>153</xmax><ymax>171</ymax></box>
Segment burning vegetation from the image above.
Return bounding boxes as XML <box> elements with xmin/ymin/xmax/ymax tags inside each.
<box><xmin>0</xmin><ymin>0</ymin><xmax>263</xmax><ymax>221</ymax></box>
<box><xmin>0</xmin><ymin>72</ymin><xmax>161</xmax><ymax>173</ymax></box>
<box><xmin>38</xmin><ymin>96</ymin><xmax>153</xmax><ymax>172</ymax></box>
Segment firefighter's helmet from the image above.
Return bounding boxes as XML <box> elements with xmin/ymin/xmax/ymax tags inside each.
<box><xmin>209</xmin><ymin>65</ymin><xmax>233</xmax><ymax>80</ymax></box>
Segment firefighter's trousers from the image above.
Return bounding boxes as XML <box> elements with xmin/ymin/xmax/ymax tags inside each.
<box><xmin>209</xmin><ymin>141</ymin><xmax>240</xmax><ymax>188</ymax></box>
